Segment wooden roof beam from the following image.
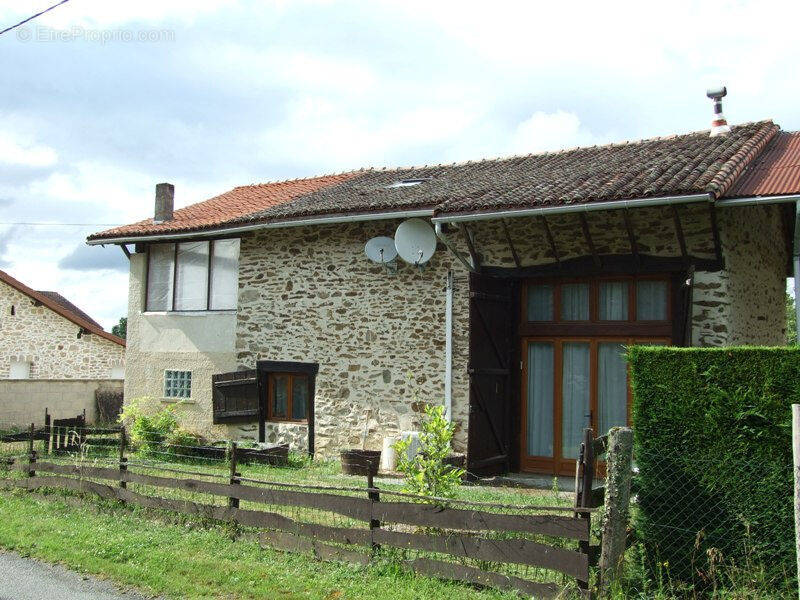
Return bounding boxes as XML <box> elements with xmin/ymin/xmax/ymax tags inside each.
<box><xmin>540</xmin><ymin>216</ymin><xmax>561</xmax><ymax>269</ymax></box>
<box><xmin>622</xmin><ymin>210</ymin><xmax>640</xmax><ymax>269</ymax></box>
<box><xmin>671</xmin><ymin>205</ymin><xmax>688</xmax><ymax>263</ymax></box>
<box><xmin>501</xmin><ymin>219</ymin><xmax>521</xmax><ymax>269</ymax></box>
<box><xmin>461</xmin><ymin>224</ymin><xmax>482</xmax><ymax>273</ymax></box>
<box><xmin>579</xmin><ymin>213</ymin><xmax>601</xmax><ymax>268</ymax></box>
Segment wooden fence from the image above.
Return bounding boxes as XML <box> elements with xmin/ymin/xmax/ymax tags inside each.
<box><xmin>0</xmin><ymin>424</ymin><xmax>629</xmax><ymax>599</ymax></box>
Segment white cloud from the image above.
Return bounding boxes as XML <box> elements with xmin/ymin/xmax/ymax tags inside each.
<box><xmin>508</xmin><ymin>111</ymin><xmax>600</xmax><ymax>155</ymax></box>
<box><xmin>0</xmin><ymin>134</ymin><xmax>57</xmax><ymax>167</ymax></box>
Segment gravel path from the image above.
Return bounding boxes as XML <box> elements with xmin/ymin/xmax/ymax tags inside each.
<box><xmin>0</xmin><ymin>552</ymin><xmax>157</xmax><ymax>600</ymax></box>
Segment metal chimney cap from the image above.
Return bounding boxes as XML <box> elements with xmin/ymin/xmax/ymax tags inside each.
<box><xmin>706</xmin><ymin>86</ymin><xmax>727</xmax><ymax>100</ymax></box>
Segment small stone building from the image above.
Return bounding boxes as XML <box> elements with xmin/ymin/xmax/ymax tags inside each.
<box><xmin>0</xmin><ymin>269</ymin><xmax>126</xmax><ymax>425</ymax></box>
<box><xmin>89</xmin><ymin>120</ymin><xmax>800</xmax><ymax>476</ymax></box>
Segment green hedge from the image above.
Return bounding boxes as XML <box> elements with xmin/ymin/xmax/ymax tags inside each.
<box><xmin>628</xmin><ymin>346</ymin><xmax>798</xmax><ymax>583</ymax></box>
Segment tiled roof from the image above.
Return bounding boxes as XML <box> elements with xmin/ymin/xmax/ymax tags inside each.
<box><xmin>88</xmin><ymin>173</ymin><xmax>359</xmax><ymax>241</ymax></box>
<box><xmin>724</xmin><ymin>132</ymin><xmax>800</xmax><ymax>197</ymax></box>
<box><xmin>89</xmin><ymin>120</ymin><xmax>780</xmax><ymax>242</ymax></box>
<box><xmin>0</xmin><ymin>270</ymin><xmax>125</xmax><ymax>347</ymax></box>
<box><xmin>37</xmin><ymin>291</ymin><xmax>104</xmax><ymax>330</ymax></box>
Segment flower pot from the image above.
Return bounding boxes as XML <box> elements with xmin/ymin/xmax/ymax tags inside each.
<box><xmin>340</xmin><ymin>449</ymin><xmax>381</xmax><ymax>477</ymax></box>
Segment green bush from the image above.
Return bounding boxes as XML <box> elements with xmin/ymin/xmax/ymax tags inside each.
<box><xmin>628</xmin><ymin>346</ymin><xmax>798</xmax><ymax>585</ymax></box>
<box><xmin>119</xmin><ymin>398</ymin><xmax>203</xmax><ymax>459</ymax></box>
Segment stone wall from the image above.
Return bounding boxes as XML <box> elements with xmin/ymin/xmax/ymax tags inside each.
<box><xmin>0</xmin><ymin>378</ymin><xmax>124</xmax><ymax>427</ymax></box>
<box><xmin>233</xmin><ymin>203</ymin><xmax>787</xmax><ymax>458</ymax></box>
<box><xmin>0</xmin><ymin>280</ymin><xmax>125</xmax><ymax>379</ymax></box>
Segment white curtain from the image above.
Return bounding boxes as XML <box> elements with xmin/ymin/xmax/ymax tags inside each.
<box><xmin>146</xmin><ymin>243</ymin><xmax>175</xmax><ymax>311</ymax></box>
<box><xmin>598</xmin><ymin>342</ymin><xmax>628</xmax><ymax>436</ymax></box>
<box><xmin>561</xmin><ymin>283</ymin><xmax>589</xmax><ymax>320</ymax></box>
<box><xmin>527</xmin><ymin>284</ymin><xmax>553</xmax><ymax>321</ymax></box>
<box><xmin>174</xmin><ymin>241</ymin><xmax>210</xmax><ymax>310</ymax></box>
<box><xmin>562</xmin><ymin>342</ymin><xmax>590</xmax><ymax>459</ymax></box>
<box><xmin>527</xmin><ymin>343</ymin><xmax>554</xmax><ymax>457</ymax></box>
<box><xmin>210</xmin><ymin>239</ymin><xmax>240</xmax><ymax>310</ymax></box>
<box><xmin>599</xmin><ymin>281</ymin><xmax>628</xmax><ymax>320</ymax></box>
<box><xmin>637</xmin><ymin>280</ymin><xmax>668</xmax><ymax>320</ymax></box>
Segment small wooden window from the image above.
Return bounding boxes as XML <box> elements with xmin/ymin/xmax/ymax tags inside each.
<box><xmin>268</xmin><ymin>373</ymin><xmax>309</xmax><ymax>422</ymax></box>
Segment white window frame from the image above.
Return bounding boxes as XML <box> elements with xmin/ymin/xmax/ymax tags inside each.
<box><xmin>145</xmin><ymin>239</ymin><xmax>239</xmax><ymax>312</ymax></box>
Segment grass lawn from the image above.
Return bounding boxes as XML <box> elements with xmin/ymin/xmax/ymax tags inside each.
<box><xmin>0</xmin><ymin>489</ymin><xmax>521</xmax><ymax>600</ymax></box>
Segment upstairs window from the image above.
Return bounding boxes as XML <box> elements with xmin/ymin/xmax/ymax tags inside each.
<box><xmin>146</xmin><ymin>239</ymin><xmax>239</xmax><ymax>312</ymax></box>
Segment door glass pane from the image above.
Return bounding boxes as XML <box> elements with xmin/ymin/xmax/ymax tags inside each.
<box><xmin>561</xmin><ymin>284</ymin><xmax>589</xmax><ymax>320</ymax></box>
<box><xmin>527</xmin><ymin>285</ymin><xmax>554</xmax><ymax>321</ymax></box>
<box><xmin>526</xmin><ymin>343</ymin><xmax>554</xmax><ymax>457</ymax></box>
<box><xmin>291</xmin><ymin>376</ymin><xmax>308</xmax><ymax>420</ymax></box>
<box><xmin>637</xmin><ymin>280</ymin><xmax>668</xmax><ymax>320</ymax></box>
<box><xmin>599</xmin><ymin>281</ymin><xmax>629</xmax><ymax>320</ymax></box>
<box><xmin>598</xmin><ymin>343</ymin><xmax>628</xmax><ymax>436</ymax></box>
<box><xmin>272</xmin><ymin>375</ymin><xmax>288</xmax><ymax>418</ymax></box>
<box><xmin>562</xmin><ymin>342</ymin><xmax>590</xmax><ymax>459</ymax></box>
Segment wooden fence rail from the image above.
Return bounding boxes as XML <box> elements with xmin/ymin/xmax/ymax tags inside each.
<box><xmin>0</xmin><ymin>422</ymin><xmax>625</xmax><ymax>599</ymax></box>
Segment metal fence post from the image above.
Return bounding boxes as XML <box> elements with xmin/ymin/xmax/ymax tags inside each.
<box><xmin>228</xmin><ymin>441</ymin><xmax>239</xmax><ymax>509</ymax></box>
<box><xmin>27</xmin><ymin>422</ymin><xmax>36</xmax><ymax>478</ymax></box>
<box><xmin>792</xmin><ymin>404</ymin><xmax>800</xmax><ymax>600</ymax></box>
<box><xmin>599</xmin><ymin>426</ymin><xmax>634</xmax><ymax>595</ymax></box>
<box><xmin>119</xmin><ymin>426</ymin><xmax>128</xmax><ymax>490</ymax></box>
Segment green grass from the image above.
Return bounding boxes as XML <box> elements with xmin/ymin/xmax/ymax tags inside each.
<box><xmin>0</xmin><ymin>489</ymin><xmax>522</xmax><ymax>600</ymax></box>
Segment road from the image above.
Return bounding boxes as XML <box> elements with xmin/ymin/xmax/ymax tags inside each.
<box><xmin>0</xmin><ymin>552</ymin><xmax>157</xmax><ymax>600</ymax></box>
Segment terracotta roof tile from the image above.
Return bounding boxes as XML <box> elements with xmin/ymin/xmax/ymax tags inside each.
<box><xmin>89</xmin><ymin>121</ymin><xmax>780</xmax><ymax>242</ymax></box>
<box><xmin>88</xmin><ymin>173</ymin><xmax>359</xmax><ymax>241</ymax></box>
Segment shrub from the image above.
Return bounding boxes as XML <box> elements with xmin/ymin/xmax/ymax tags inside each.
<box><xmin>119</xmin><ymin>398</ymin><xmax>202</xmax><ymax>458</ymax></box>
<box><xmin>628</xmin><ymin>346</ymin><xmax>798</xmax><ymax>585</ymax></box>
<box><xmin>394</xmin><ymin>404</ymin><xmax>464</xmax><ymax>500</ymax></box>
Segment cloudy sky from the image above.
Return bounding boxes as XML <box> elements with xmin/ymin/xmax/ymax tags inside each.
<box><xmin>0</xmin><ymin>0</ymin><xmax>798</xmax><ymax>330</ymax></box>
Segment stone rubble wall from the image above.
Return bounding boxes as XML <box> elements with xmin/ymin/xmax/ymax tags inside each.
<box><xmin>234</xmin><ymin>204</ymin><xmax>787</xmax><ymax>458</ymax></box>
<box><xmin>0</xmin><ymin>280</ymin><xmax>125</xmax><ymax>380</ymax></box>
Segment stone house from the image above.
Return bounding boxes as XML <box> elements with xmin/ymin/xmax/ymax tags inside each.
<box><xmin>0</xmin><ymin>269</ymin><xmax>126</xmax><ymax>379</ymax></box>
<box><xmin>0</xmin><ymin>270</ymin><xmax>126</xmax><ymax>425</ymax></box>
<box><xmin>88</xmin><ymin>119</ymin><xmax>800</xmax><ymax>476</ymax></box>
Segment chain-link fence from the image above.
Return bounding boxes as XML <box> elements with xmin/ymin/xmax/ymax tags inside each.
<box><xmin>631</xmin><ymin>448</ymin><xmax>795</xmax><ymax>593</ymax></box>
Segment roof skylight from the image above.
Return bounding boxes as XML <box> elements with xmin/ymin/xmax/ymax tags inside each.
<box><xmin>385</xmin><ymin>178</ymin><xmax>428</xmax><ymax>189</ymax></box>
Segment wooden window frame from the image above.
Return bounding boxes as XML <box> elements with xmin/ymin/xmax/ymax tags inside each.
<box><xmin>520</xmin><ymin>274</ymin><xmax>673</xmax><ymax>338</ymax></box>
<box><xmin>144</xmin><ymin>239</ymin><xmax>238</xmax><ymax>313</ymax></box>
<box><xmin>520</xmin><ymin>335</ymin><xmax>670</xmax><ymax>476</ymax></box>
<box><xmin>267</xmin><ymin>372</ymin><xmax>310</xmax><ymax>423</ymax></box>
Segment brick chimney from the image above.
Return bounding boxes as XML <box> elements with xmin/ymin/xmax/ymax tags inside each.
<box><xmin>154</xmin><ymin>183</ymin><xmax>174</xmax><ymax>223</ymax></box>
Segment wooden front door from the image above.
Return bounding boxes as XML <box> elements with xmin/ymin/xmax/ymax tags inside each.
<box><xmin>519</xmin><ymin>275</ymin><xmax>673</xmax><ymax>475</ymax></box>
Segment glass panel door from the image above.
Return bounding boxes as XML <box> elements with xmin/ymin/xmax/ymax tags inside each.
<box><xmin>597</xmin><ymin>342</ymin><xmax>628</xmax><ymax>435</ymax></box>
<box><xmin>561</xmin><ymin>342</ymin><xmax>590</xmax><ymax>460</ymax></box>
<box><xmin>526</xmin><ymin>342</ymin><xmax>554</xmax><ymax>457</ymax></box>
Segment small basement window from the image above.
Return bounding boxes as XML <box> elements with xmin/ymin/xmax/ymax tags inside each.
<box><xmin>164</xmin><ymin>370</ymin><xmax>192</xmax><ymax>399</ymax></box>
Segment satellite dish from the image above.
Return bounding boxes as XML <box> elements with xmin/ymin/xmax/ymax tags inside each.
<box><xmin>365</xmin><ymin>236</ymin><xmax>398</xmax><ymax>264</ymax></box>
<box><xmin>395</xmin><ymin>218</ymin><xmax>437</xmax><ymax>266</ymax></box>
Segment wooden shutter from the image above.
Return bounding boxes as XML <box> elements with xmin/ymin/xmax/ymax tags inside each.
<box><xmin>212</xmin><ymin>369</ymin><xmax>259</xmax><ymax>424</ymax></box>
<box><xmin>467</xmin><ymin>273</ymin><xmax>514</xmax><ymax>477</ymax></box>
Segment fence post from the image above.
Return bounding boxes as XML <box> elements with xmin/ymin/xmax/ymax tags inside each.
<box><xmin>367</xmin><ymin>472</ymin><xmax>381</xmax><ymax>552</ymax></box>
<box><xmin>599</xmin><ymin>426</ymin><xmax>634</xmax><ymax>595</ymax></box>
<box><xmin>119</xmin><ymin>426</ymin><xmax>128</xmax><ymax>490</ymax></box>
<box><xmin>27</xmin><ymin>422</ymin><xmax>36</xmax><ymax>478</ymax></box>
<box><xmin>792</xmin><ymin>404</ymin><xmax>800</xmax><ymax>600</ymax></box>
<box><xmin>228</xmin><ymin>442</ymin><xmax>239</xmax><ymax>509</ymax></box>
<box><xmin>574</xmin><ymin>428</ymin><xmax>595</xmax><ymax>595</ymax></box>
